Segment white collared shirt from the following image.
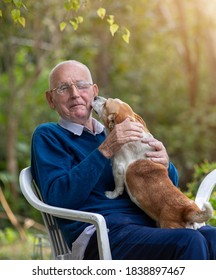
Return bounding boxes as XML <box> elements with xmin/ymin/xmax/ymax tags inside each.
<box><xmin>58</xmin><ymin>117</ymin><xmax>104</xmax><ymax>136</ymax></box>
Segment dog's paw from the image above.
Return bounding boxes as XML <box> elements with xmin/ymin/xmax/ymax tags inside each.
<box><xmin>185</xmin><ymin>222</ymin><xmax>205</xmax><ymax>230</ymax></box>
<box><xmin>105</xmin><ymin>190</ymin><xmax>121</xmax><ymax>199</ymax></box>
<box><xmin>193</xmin><ymin>222</ymin><xmax>205</xmax><ymax>230</ymax></box>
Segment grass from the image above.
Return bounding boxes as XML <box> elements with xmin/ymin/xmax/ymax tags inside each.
<box><xmin>0</xmin><ymin>228</ymin><xmax>52</xmax><ymax>260</ymax></box>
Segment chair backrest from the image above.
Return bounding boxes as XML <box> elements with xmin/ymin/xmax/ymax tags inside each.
<box><xmin>32</xmin><ymin>181</ymin><xmax>72</xmax><ymax>259</ymax></box>
<box><xmin>19</xmin><ymin>167</ymin><xmax>72</xmax><ymax>259</ymax></box>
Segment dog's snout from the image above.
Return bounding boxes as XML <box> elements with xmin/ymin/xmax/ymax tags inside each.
<box><xmin>94</xmin><ymin>96</ymin><xmax>106</xmax><ymax>102</ymax></box>
<box><xmin>92</xmin><ymin>96</ymin><xmax>107</xmax><ymax>117</ymax></box>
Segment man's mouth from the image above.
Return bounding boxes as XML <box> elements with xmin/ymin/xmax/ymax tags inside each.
<box><xmin>69</xmin><ymin>103</ymin><xmax>84</xmax><ymax>108</ymax></box>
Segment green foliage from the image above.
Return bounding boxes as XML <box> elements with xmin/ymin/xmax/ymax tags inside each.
<box><xmin>210</xmin><ymin>198</ymin><xmax>216</xmax><ymax>227</ymax></box>
<box><xmin>0</xmin><ymin>0</ymin><xmax>26</xmax><ymax>27</ymax></box>
<box><xmin>64</xmin><ymin>0</ymin><xmax>80</xmax><ymax>12</ymax></box>
<box><xmin>0</xmin><ymin>172</ymin><xmax>14</xmax><ymax>187</ymax></box>
<box><xmin>0</xmin><ymin>227</ymin><xmax>19</xmax><ymax>245</ymax></box>
<box><xmin>187</xmin><ymin>161</ymin><xmax>216</xmax><ymax>196</ymax></box>
<box><xmin>0</xmin><ymin>228</ymin><xmax>51</xmax><ymax>259</ymax></box>
<box><xmin>60</xmin><ymin>0</ymin><xmax>131</xmax><ymax>43</ymax></box>
<box><xmin>1</xmin><ymin>0</ymin><xmax>130</xmax><ymax>43</ymax></box>
<box><xmin>1</xmin><ymin>0</ymin><xmax>216</xmax><ymax>249</ymax></box>
<box><xmin>0</xmin><ymin>156</ymin><xmax>42</xmax><ymax>223</ymax></box>
<box><xmin>11</xmin><ymin>8</ymin><xmax>25</xmax><ymax>27</ymax></box>
<box><xmin>186</xmin><ymin>161</ymin><xmax>216</xmax><ymax>227</ymax></box>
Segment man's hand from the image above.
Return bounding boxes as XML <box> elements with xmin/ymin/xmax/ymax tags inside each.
<box><xmin>142</xmin><ymin>137</ymin><xmax>169</xmax><ymax>168</ymax></box>
<box><xmin>99</xmin><ymin>118</ymin><xmax>144</xmax><ymax>158</ymax></box>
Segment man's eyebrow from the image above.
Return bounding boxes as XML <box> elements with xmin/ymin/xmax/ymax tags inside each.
<box><xmin>59</xmin><ymin>82</ymin><xmax>70</xmax><ymax>85</ymax></box>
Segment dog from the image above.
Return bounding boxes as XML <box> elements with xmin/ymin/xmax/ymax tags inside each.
<box><xmin>92</xmin><ymin>96</ymin><xmax>213</xmax><ymax>229</ymax></box>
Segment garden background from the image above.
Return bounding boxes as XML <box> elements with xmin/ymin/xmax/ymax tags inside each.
<box><xmin>0</xmin><ymin>0</ymin><xmax>216</xmax><ymax>259</ymax></box>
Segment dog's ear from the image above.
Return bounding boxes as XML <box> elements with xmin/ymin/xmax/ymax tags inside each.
<box><xmin>134</xmin><ymin>113</ymin><xmax>149</xmax><ymax>131</ymax></box>
<box><xmin>107</xmin><ymin>113</ymin><xmax>116</xmax><ymax>130</ymax></box>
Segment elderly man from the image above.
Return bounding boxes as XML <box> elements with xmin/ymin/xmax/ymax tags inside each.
<box><xmin>31</xmin><ymin>60</ymin><xmax>216</xmax><ymax>259</ymax></box>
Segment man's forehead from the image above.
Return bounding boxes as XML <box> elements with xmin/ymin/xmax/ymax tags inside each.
<box><xmin>54</xmin><ymin>66</ymin><xmax>88</xmax><ymax>82</ymax></box>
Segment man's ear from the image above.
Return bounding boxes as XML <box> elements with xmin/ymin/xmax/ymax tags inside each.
<box><xmin>45</xmin><ymin>91</ymin><xmax>55</xmax><ymax>109</ymax></box>
<box><xmin>92</xmin><ymin>84</ymin><xmax>99</xmax><ymax>98</ymax></box>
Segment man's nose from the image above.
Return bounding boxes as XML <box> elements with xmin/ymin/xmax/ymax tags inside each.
<box><xmin>68</xmin><ymin>84</ymin><xmax>80</xmax><ymax>97</ymax></box>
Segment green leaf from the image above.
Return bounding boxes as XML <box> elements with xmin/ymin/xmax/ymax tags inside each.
<box><xmin>76</xmin><ymin>16</ymin><xmax>83</xmax><ymax>23</ymax></box>
<box><xmin>107</xmin><ymin>15</ymin><xmax>114</xmax><ymax>25</ymax></box>
<box><xmin>97</xmin><ymin>7</ymin><xmax>106</xmax><ymax>20</ymax></box>
<box><xmin>18</xmin><ymin>16</ymin><xmax>25</xmax><ymax>27</ymax></box>
<box><xmin>59</xmin><ymin>21</ymin><xmax>67</xmax><ymax>31</ymax></box>
<box><xmin>64</xmin><ymin>0</ymin><xmax>80</xmax><ymax>12</ymax></box>
<box><xmin>0</xmin><ymin>10</ymin><xmax>2</xmax><ymax>17</ymax></box>
<box><xmin>110</xmin><ymin>23</ymin><xmax>119</xmax><ymax>36</ymax></box>
<box><xmin>69</xmin><ymin>16</ymin><xmax>83</xmax><ymax>31</ymax></box>
<box><xmin>70</xmin><ymin>20</ymin><xmax>78</xmax><ymax>30</ymax></box>
<box><xmin>64</xmin><ymin>1</ymin><xmax>72</xmax><ymax>10</ymax></box>
<box><xmin>11</xmin><ymin>9</ymin><xmax>20</xmax><ymax>21</ymax></box>
<box><xmin>122</xmin><ymin>28</ymin><xmax>130</xmax><ymax>44</ymax></box>
<box><xmin>13</xmin><ymin>0</ymin><xmax>23</xmax><ymax>9</ymax></box>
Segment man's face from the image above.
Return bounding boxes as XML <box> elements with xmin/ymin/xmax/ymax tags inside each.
<box><xmin>46</xmin><ymin>62</ymin><xmax>98</xmax><ymax>125</ymax></box>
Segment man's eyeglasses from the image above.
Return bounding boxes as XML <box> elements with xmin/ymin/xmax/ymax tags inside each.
<box><xmin>48</xmin><ymin>81</ymin><xmax>93</xmax><ymax>95</ymax></box>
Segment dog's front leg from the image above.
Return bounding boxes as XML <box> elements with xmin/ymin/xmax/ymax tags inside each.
<box><xmin>105</xmin><ymin>162</ymin><xmax>125</xmax><ymax>199</ymax></box>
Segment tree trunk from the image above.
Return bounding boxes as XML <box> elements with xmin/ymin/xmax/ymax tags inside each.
<box><xmin>174</xmin><ymin>0</ymin><xmax>200</xmax><ymax>108</ymax></box>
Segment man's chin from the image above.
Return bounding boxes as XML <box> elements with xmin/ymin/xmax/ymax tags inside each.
<box><xmin>70</xmin><ymin>111</ymin><xmax>88</xmax><ymax>121</ymax></box>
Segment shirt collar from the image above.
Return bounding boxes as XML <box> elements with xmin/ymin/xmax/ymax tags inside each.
<box><xmin>58</xmin><ymin>117</ymin><xmax>105</xmax><ymax>136</ymax></box>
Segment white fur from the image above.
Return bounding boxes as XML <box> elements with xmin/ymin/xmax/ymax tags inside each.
<box><xmin>106</xmin><ymin>134</ymin><xmax>154</xmax><ymax>200</ymax></box>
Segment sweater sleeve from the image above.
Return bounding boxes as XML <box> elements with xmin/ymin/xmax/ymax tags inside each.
<box><xmin>31</xmin><ymin>126</ymin><xmax>110</xmax><ymax>209</ymax></box>
<box><xmin>168</xmin><ymin>161</ymin><xmax>179</xmax><ymax>186</ymax></box>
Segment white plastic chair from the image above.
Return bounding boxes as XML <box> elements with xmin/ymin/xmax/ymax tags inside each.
<box><xmin>19</xmin><ymin>166</ymin><xmax>112</xmax><ymax>260</ymax></box>
<box><xmin>19</xmin><ymin>166</ymin><xmax>216</xmax><ymax>260</ymax></box>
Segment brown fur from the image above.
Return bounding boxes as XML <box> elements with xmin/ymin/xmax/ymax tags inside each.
<box><xmin>126</xmin><ymin>159</ymin><xmax>211</xmax><ymax>228</ymax></box>
<box><xmin>102</xmin><ymin>98</ymin><xmax>149</xmax><ymax>132</ymax></box>
<box><xmin>92</xmin><ymin>97</ymin><xmax>213</xmax><ymax>229</ymax></box>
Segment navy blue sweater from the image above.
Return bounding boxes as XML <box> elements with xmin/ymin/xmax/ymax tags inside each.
<box><xmin>31</xmin><ymin>122</ymin><xmax>178</xmax><ymax>247</ymax></box>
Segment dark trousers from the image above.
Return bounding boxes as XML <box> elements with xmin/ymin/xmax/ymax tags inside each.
<box><xmin>84</xmin><ymin>213</ymin><xmax>216</xmax><ymax>260</ymax></box>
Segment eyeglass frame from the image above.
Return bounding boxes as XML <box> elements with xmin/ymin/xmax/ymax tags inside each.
<box><xmin>46</xmin><ymin>81</ymin><xmax>94</xmax><ymax>95</ymax></box>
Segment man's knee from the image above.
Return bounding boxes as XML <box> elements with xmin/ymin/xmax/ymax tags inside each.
<box><xmin>177</xmin><ymin>229</ymin><xmax>209</xmax><ymax>260</ymax></box>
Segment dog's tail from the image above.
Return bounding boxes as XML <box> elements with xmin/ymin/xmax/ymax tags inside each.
<box><xmin>186</xmin><ymin>201</ymin><xmax>213</xmax><ymax>223</ymax></box>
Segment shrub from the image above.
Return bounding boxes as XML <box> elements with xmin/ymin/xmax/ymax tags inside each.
<box><xmin>186</xmin><ymin>161</ymin><xmax>216</xmax><ymax>226</ymax></box>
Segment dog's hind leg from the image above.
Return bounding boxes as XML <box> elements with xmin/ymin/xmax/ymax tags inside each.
<box><xmin>105</xmin><ymin>163</ymin><xmax>125</xmax><ymax>199</ymax></box>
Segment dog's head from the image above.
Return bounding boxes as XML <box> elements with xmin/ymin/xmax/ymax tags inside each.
<box><xmin>92</xmin><ymin>96</ymin><xmax>148</xmax><ymax>132</ymax></box>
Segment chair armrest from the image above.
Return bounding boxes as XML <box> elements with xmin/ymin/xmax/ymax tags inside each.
<box><xmin>195</xmin><ymin>169</ymin><xmax>216</xmax><ymax>209</ymax></box>
<box><xmin>19</xmin><ymin>169</ymin><xmax>112</xmax><ymax>260</ymax></box>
